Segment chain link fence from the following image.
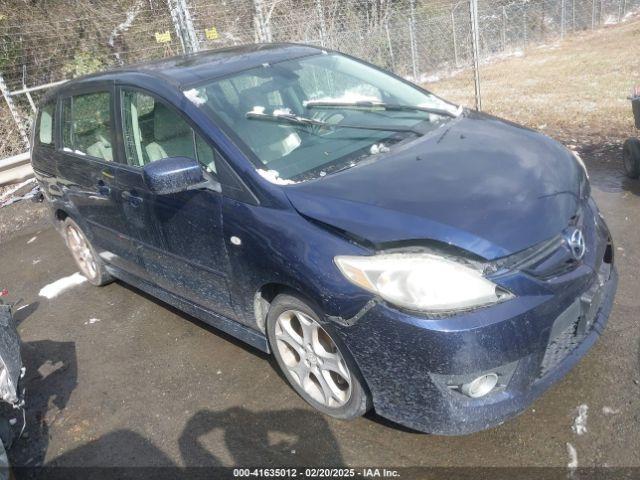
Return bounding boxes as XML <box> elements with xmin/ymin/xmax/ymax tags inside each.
<box><xmin>0</xmin><ymin>0</ymin><xmax>638</xmax><ymax>159</ymax></box>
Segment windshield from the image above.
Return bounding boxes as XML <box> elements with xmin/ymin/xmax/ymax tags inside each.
<box><xmin>186</xmin><ymin>53</ymin><xmax>458</xmax><ymax>183</ymax></box>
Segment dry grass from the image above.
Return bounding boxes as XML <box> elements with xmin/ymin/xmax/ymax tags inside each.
<box><xmin>426</xmin><ymin>17</ymin><xmax>640</xmax><ymax>145</ymax></box>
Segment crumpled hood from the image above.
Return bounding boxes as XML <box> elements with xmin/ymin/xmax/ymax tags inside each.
<box><xmin>285</xmin><ymin>112</ymin><xmax>584</xmax><ymax>260</ymax></box>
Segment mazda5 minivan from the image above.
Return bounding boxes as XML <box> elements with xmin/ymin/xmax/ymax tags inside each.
<box><xmin>31</xmin><ymin>44</ymin><xmax>617</xmax><ymax>434</ymax></box>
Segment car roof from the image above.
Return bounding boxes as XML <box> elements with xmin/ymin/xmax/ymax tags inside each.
<box><xmin>54</xmin><ymin>43</ymin><xmax>324</xmax><ymax>93</ymax></box>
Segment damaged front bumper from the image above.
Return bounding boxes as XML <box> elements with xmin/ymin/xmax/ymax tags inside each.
<box><xmin>330</xmin><ymin>193</ymin><xmax>617</xmax><ymax>435</ymax></box>
<box><xmin>333</xmin><ymin>261</ymin><xmax>617</xmax><ymax>435</ymax></box>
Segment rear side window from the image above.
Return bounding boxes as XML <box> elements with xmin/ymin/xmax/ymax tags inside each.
<box><xmin>61</xmin><ymin>92</ymin><xmax>113</xmax><ymax>161</ymax></box>
<box><xmin>120</xmin><ymin>89</ymin><xmax>216</xmax><ymax>174</ymax></box>
<box><xmin>37</xmin><ymin>102</ymin><xmax>55</xmax><ymax>146</ymax></box>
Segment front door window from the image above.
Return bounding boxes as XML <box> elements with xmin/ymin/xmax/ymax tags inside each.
<box><xmin>120</xmin><ymin>90</ymin><xmax>216</xmax><ymax>174</ymax></box>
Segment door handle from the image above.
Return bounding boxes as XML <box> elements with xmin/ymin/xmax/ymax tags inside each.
<box><xmin>122</xmin><ymin>190</ymin><xmax>143</xmax><ymax>207</ymax></box>
<box><xmin>96</xmin><ymin>180</ymin><xmax>111</xmax><ymax>196</ymax></box>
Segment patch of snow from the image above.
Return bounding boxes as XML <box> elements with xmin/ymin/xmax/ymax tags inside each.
<box><xmin>257</xmin><ymin>169</ymin><xmax>297</xmax><ymax>185</ymax></box>
<box><xmin>84</xmin><ymin>318</ymin><xmax>100</xmax><ymax>325</ymax></box>
<box><xmin>273</xmin><ymin>108</ymin><xmax>293</xmax><ymax>116</ymax></box>
<box><xmin>567</xmin><ymin>442</ymin><xmax>578</xmax><ymax>469</ymax></box>
<box><xmin>184</xmin><ymin>88</ymin><xmax>208</xmax><ymax>106</ymax></box>
<box><xmin>32</xmin><ymin>259</ymin><xmax>41</xmax><ymax>265</ymax></box>
<box><xmin>572</xmin><ymin>404</ymin><xmax>588</xmax><ymax>435</ymax></box>
<box><xmin>602</xmin><ymin>406</ymin><xmax>620</xmax><ymax>415</ymax></box>
<box><xmin>38</xmin><ymin>273</ymin><xmax>87</xmax><ymax>299</ymax></box>
<box><xmin>604</xmin><ymin>15</ymin><xmax>619</xmax><ymax>25</ymax></box>
<box><xmin>370</xmin><ymin>143</ymin><xmax>390</xmax><ymax>155</ymax></box>
<box><xmin>27</xmin><ymin>236</ymin><xmax>36</xmax><ymax>244</ymax></box>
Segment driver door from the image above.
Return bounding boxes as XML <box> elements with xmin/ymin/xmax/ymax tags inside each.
<box><xmin>116</xmin><ymin>87</ymin><xmax>236</xmax><ymax>319</ymax></box>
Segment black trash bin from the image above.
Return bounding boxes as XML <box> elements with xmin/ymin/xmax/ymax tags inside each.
<box><xmin>624</xmin><ymin>87</ymin><xmax>640</xmax><ymax>178</ymax></box>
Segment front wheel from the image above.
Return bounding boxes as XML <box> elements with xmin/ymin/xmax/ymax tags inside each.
<box><xmin>266</xmin><ymin>293</ymin><xmax>370</xmax><ymax>420</ymax></box>
<box><xmin>623</xmin><ymin>137</ymin><xmax>640</xmax><ymax>179</ymax></box>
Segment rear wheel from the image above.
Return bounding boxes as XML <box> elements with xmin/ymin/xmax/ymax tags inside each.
<box><xmin>267</xmin><ymin>293</ymin><xmax>370</xmax><ymax>420</ymax></box>
<box><xmin>63</xmin><ymin>218</ymin><xmax>113</xmax><ymax>286</ymax></box>
<box><xmin>623</xmin><ymin>138</ymin><xmax>640</xmax><ymax>179</ymax></box>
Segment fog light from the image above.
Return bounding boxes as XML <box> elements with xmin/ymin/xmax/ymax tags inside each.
<box><xmin>461</xmin><ymin>373</ymin><xmax>498</xmax><ymax>398</ymax></box>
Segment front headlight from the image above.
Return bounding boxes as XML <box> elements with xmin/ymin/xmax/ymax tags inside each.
<box><xmin>335</xmin><ymin>253</ymin><xmax>511</xmax><ymax>312</ymax></box>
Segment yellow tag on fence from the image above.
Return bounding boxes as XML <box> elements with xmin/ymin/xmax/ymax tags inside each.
<box><xmin>205</xmin><ymin>27</ymin><xmax>219</xmax><ymax>40</ymax></box>
<box><xmin>155</xmin><ymin>31</ymin><xmax>172</xmax><ymax>43</ymax></box>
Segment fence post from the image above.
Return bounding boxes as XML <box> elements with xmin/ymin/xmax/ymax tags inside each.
<box><xmin>451</xmin><ymin>8</ymin><xmax>459</xmax><ymax>68</ymax></box>
<box><xmin>167</xmin><ymin>0</ymin><xmax>199</xmax><ymax>53</ymax></box>
<box><xmin>0</xmin><ymin>73</ymin><xmax>30</xmax><ymax>149</ymax></box>
<box><xmin>315</xmin><ymin>0</ymin><xmax>327</xmax><ymax>47</ymax></box>
<box><xmin>253</xmin><ymin>0</ymin><xmax>272</xmax><ymax>42</ymax></box>
<box><xmin>502</xmin><ymin>6</ymin><xmax>507</xmax><ymax>52</ymax></box>
<box><xmin>385</xmin><ymin>21</ymin><xmax>396</xmax><ymax>71</ymax></box>
<box><xmin>469</xmin><ymin>0</ymin><xmax>482</xmax><ymax>111</ymax></box>
<box><xmin>618</xmin><ymin>0</ymin><xmax>623</xmax><ymax>22</ymax></box>
<box><xmin>561</xmin><ymin>0</ymin><xmax>565</xmax><ymax>39</ymax></box>
<box><xmin>408</xmin><ymin>0</ymin><xmax>419</xmax><ymax>80</ymax></box>
<box><xmin>592</xmin><ymin>0</ymin><xmax>596</xmax><ymax>29</ymax></box>
<box><xmin>523</xmin><ymin>4</ymin><xmax>528</xmax><ymax>48</ymax></box>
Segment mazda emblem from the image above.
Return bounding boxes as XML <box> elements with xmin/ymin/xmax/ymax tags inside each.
<box><xmin>566</xmin><ymin>228</ymin><xmax>586</xmax><ymax>261</ymax></box>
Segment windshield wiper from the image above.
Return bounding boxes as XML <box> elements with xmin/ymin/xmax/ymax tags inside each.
<box><xmin>245</xmin><ymin>110</ymin><xmax>423</xmax><ymax>135</ymax></box>
<box><xmin>303</xmin><ymin>100</ymin><xmax>460</xmax><ymax>119</ymax></box>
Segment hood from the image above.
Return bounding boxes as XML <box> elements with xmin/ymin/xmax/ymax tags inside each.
<box><xmin>285</xmin><ymin>112</ymin><xmax>585</xmax><ymax>260</ymax></box>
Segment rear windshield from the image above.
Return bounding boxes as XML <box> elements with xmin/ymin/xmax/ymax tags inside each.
<box><xmin>186</xmin><ymin>53</ymin><xmax>457</xmax><ymax>183</ymax></box>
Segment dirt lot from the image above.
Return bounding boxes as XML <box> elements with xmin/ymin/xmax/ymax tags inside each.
<box><xmin>0</xmin><ymin>17</ymin><xmax>639</xmax><ymax>477</ymax></box>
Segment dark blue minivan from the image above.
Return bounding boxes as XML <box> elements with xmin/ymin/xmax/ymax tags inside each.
<box><xmin>31</xmin><ymin>44</ymin><xmax>617</xmax><ymax>434</ymax></box>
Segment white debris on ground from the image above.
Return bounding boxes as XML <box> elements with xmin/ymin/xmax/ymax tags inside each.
<box><xmin>84</xmin><ymin>318</ymin><xmax>100</xmax><ymax>325</ymax></box>
<box><xmin>37</xmin><ymin>359</ymin><xmax>64</xmax><ymax>379</ymax></box>
<box><xmin>572</xmin><ymin>404</ymin><xmax>588</xmax><ymax>435</ymax></box>
<box><xmin>602</xmin><ymin>406</ymin><xmax>620</xmax><ymax>415</ymax></box>
<box><xmin>257</xmin><ymin>169</ymin><xmax>297</xmax><ymax>185</ymax></box>
<box><xmin>26</xmin><ymin>236</ymin><xmax>36</xmax><ymax>244</ymax></box>
<box><xmin>38</xmin><ymin>272</ymin><xmax>87</xmax><ymax>299</ymax></box>
<box><xmin>566</xmin><ymin>442</ymin><xmax>578</xmax><ymax>469</ymax></box>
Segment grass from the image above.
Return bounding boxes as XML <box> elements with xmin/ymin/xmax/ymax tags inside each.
<box><xmin>425</xmin><ymin>16</ymin><xmax>640</xmax><ymax>145</ymax></box>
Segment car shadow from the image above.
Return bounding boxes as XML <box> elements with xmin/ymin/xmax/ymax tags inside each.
<box><xmin>115</xmin><ymin>281</ymin><xmax>270</xmax><ymax>360</ymax></box>
<box><xmin>15</xmin><ymin>406</ymin><xmax>344</xmax><ymax>478</ymax></box>
<box><xmin>9</xmin><ymin>339</ymin><xmax>78</xmax><ymax>468</ymax></box>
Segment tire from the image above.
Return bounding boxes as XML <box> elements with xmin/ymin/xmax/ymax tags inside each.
<box><xmin>63</xmin><ymin>218</ymin><xmax>113</xmax><ymax>286</ymax></box>
<box><xmin>266</xmin><ymin>293</ymin><xmax>370</xmax><ymax>420</ymax></box>
<box><xmin>623</xmin><ymin>138</ymin><xmax>640</xmax><ymax>179</ymax></box>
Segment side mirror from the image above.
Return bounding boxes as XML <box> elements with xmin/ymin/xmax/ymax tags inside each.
<box><xmin>142</xmin><ymin>157</ymin><xmax>210</xmax><ymax>195</ymax></box>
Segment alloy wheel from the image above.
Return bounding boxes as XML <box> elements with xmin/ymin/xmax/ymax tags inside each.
<box><xmin>274</xmin><ymin>309</ymin><xmax>352</xmax><ymax>408</ymax></box>
<box><xmin>66</xmin><ymin>224</ymin><xmax>97</xmax><ymax>280</ymax></box>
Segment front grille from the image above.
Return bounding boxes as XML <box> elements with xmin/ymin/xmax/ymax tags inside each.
<box><xmin>538</xmin><ymin>258</ymin><xmax>610</xmax><ymax>379</ymax></box>
<box><xmin>538</xmin><ymin>313</ymin><xmax>586</xmax><ymax>378</ymax></box>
